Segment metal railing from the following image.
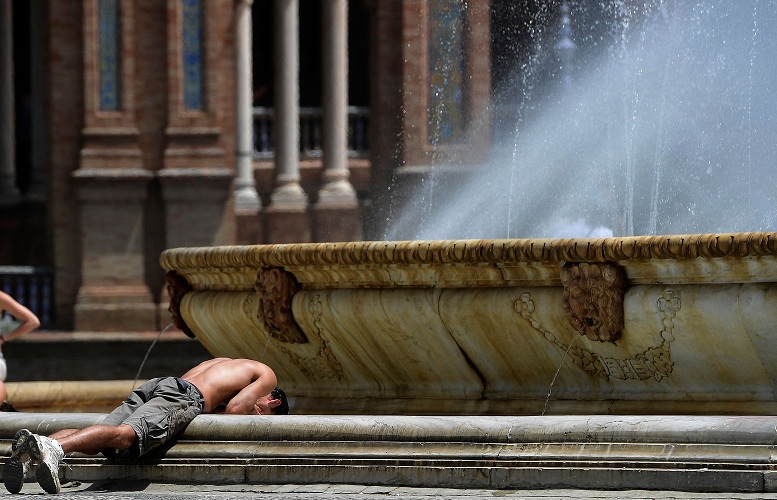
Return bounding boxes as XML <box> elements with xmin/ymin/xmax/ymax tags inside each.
<box><xmin>253</xmin><ymin>106</ymin><xmax>370</xmax><ymax>159</ymax></box>
<box><xmin>0</xmin><ymin>266</ymin><xmax>54</xmax><ymax>329</ymax></box>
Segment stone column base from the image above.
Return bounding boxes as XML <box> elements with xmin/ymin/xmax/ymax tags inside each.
<box><xmin>72</xmin><ymin>170</ymin><xmax>157</xmax><ymax>332</ymax></box>
<box><xmin>159</xmin><ymin>169</ymin><xmax>233</xmax><ymax>247</ymax></box>
<box><xmin>74</xmin><ymin>285</ymin><xmax>158</xmax><ymax>332</ymax></box>
<box><xmin>311</xmin><ymin>203</ymin><xmax>362</xmax><ymax>242</ymax></box>
<box><xmin>236</xmin><ymin>211</ymin><xmax>264</xmax><ymax>244</ymax></box>
<box><xmin>263</xmin><ymin>206</ymin><xmax>311</xmax><ymax>243</ymax></box>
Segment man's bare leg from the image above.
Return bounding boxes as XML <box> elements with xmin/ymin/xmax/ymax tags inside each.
<box><xmin>20</xmin><ymin>424</ymin><xmax>136</xmax><ymax>494</ymax></box>
<box><xmin>55</xmin><ymin>424</ymin><xmax>137</xmax><ymax>455</ymax></box>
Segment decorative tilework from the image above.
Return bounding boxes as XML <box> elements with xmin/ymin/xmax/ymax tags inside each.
<box><xmin>182</xmin><ymin>0</ymin><xmax>204</xmax><ymax>110</ymax></box>
<box><xmin>428</xmin><ymin>0</ymin><xmax>466</xmax><ymax>145</ymax></box>
<box><xmin>98</xmin><ymin>0</ymin><xmax>121</xmax><ymax>111</ymax></box>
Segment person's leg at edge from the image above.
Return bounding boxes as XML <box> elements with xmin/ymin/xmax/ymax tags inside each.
<box><xmin>56</xmin><ymin>424</ymin><xmax>137</xmax><ymax>455</ymax></box>
<box><xmin>2</xmin><ymin>429</ymin><xmax>33</xmax><ymax>494</ymax></box>
<box><xmin>25</xmin><ymin>424</ymin><xmax>137</xmax><ymax>494</ymax></box>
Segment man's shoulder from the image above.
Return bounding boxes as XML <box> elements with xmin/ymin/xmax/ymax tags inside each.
<box><xmin>217</xmin><ymin>359</ymin><xmax>273</xmax><ymax>377</ymax></box>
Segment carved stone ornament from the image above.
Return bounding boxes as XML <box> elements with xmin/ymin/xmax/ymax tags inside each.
<box><xmin>516</xmin><ymin>289</ymin><xmax>679</xmax><ymax>382</ymax></box>
<box><xmin>255</xmin><ymin>267</ymin><xmax>308</xmax><ymax>344</ymax></box>
<box><xmin>560</xmin><ymin>262</ymin><xmax>628</xmax><ymax>343</ymax></box>
<box><xmin>165</xmin><ymin>270</ymin><xmax>196</xmax><ymax>338</ymax></box>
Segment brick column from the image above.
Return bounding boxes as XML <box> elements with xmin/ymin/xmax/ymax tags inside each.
<box><xmin>363</xmin><ymin>0</ymin><xmax>404</xmax><ymax>240</ymax></box>
<box><xmin>73</xmin><ymin>171</ymin><xmax>156</xmax><ymax>331</ymax></box>
<box><xmin>311</xmin><ymin>0</ymin><xmax>361</xmax><ymax>242</ymax></box>
<box><xmin>400</xmin><ymin>2</ymin><xmax>491</xmax><ymax>166</ymax></box>
<box><xmin>264</xmin><ymin>0</ymin><xmax>310</xmax><ymax>244</ymax></box>
<box><xmin>160</xmin><ymin>0</ymin><xmax>234</xmax><ymax>248</ymax></box>
<box><xmin>73</xmin><ymin>0</ymin><xmax>157</xmax><ymax>331</ymax></box>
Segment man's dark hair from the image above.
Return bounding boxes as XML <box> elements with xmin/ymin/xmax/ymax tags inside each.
<box><xmin>271</xmin><ymin>386</ymin><xmax>289</xmax><ymax>415</ymax></box>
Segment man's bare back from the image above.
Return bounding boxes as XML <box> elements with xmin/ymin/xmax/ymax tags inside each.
<box><xmin>182</xmin><ymin>358</ymin><xmax>279</xmax><ymax>414</ymax></box>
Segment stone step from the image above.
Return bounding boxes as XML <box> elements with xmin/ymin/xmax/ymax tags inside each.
<box><xmin>2</xmin><ymin>414</ymin><xmax>777</xmax><ymax>493</ymax></box>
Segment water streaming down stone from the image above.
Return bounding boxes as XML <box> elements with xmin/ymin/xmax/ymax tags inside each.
<box><xmin>542</xmin><ymin>332</ymin><xmax>583</xmax><ymax>416</ymax></box>
<box><xmin>386</xmin><ymin>0</ymin><xmax>777</xmax><ymax>241</ymax></box>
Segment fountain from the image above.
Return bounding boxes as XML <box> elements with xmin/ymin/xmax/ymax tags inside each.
<box><xmin>152</xmin><ymin>1</ymin><xmax>777</xmax><ymax>491</ymax></box>
<box><xmin>6</xmin><ymin>1</ymin><xmax>777</xmax><ymax>493</ymax></box>
<box><xmin>161</xmin><ymin>0</ymin><xmax>777</xmax><ymax>417</ymax></box>
<box><xmin>152</xmin><ymin>232</ymin><xmax>777</xmax><ymax>491</ymax></box>
<box><xmin>386</xmin><ymin>1</ymin><xmax>777</xmax><ymax>240</ymax></box>
<box><xmin>161</xmin><ymin>232</ymin><xmax>777</xmax><ymax>416</ymax></box>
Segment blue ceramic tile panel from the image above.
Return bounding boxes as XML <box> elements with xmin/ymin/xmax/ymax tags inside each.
<box><xmin>98</xmin><ymin>0</ymin><xmax>121</xmax><ymax>111</ymax></box>
<box><xmin>428</xmin><ymin>0</ymin><xmax>466</xmax><ymax>145</ymax></box>
<box><xmin>182</xmin><ymin>0</ymin><xmax>204</xmax><ymax>110</ymax></box>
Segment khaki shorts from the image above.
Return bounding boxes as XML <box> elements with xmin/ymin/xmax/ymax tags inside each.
<box><xmin>101</xmin><ymin>376</ymin><xmax>204</xmax><ymax>457</ymax></box>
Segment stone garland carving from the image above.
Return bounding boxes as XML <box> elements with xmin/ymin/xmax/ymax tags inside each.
<box><xmin>279</xmin><ymin>293</ymin><xmax>345</xmax><ymax>382</ymax></box>
<box><xmin>560</xmin><ymin>262</ymin><xmax>627</xmax><ymax>343</ymax></box>
<box><xmin>165</xmin><ymin>270</ymin><xmax>196</xmax><ymax>338</ymax></box>
<box><xmin>515</xmin><ymin>289</ymin><xmax>681</xmax><ymax>382</ymax></box>
<box><xmin>255</xmin><ymin>267</ymin><xmax>309</xmax><ymax>344</ymax></box>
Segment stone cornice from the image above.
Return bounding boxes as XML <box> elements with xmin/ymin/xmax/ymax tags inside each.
<box><xmin>160</xmin><ymin>232</ymin><xmax>777</xmax><ymax>289</ymax></box>
<box><xmin>162</xmin><ymin>232</ymin><xmax>777</xmax><ymax>268</ymax></box>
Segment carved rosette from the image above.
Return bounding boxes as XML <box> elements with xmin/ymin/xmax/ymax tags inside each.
<box><xmin>560</xmin><ymin>262</ymin><xmax>628</xmax><ymax>343</ymax></box>
<box><xmin>165</xmin><ymin>270</ymin><xmax>196</xmax><ymax>338</ymax></box>
<box><xmin>255</xmin><ymin>267</ymin><xmax>309</xmax><ymax>344</ymax></box>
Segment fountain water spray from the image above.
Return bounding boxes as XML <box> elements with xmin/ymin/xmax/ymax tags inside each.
<box><xmin>386</xmin><ymin>0</ymin><xmax>777</xmax><ymax>241</ymax></box>
<box><xmin>131</xmin><ymin>322</ymin><xmax>175</xmax><ymax>391</ymax></box>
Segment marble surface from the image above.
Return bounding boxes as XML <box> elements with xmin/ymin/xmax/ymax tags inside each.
<box><xmin>160</xmin><ymin>233</ymin><xmax>777</xmax><ymax>415</ymax></box>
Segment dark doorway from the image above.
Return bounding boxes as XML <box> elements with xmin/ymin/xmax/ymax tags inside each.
<box><xmin>13</xmin><ymin>0</ymin><xmax>31</xmax><ymax>194</ymax></box>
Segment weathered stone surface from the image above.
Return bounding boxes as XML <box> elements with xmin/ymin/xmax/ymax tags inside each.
<box><xmin>2</xmin><ymin>414</ymin><xmax>777</xmax><ymax>492</ymax></box>
<box><xmin>159</xmin><ymin>232</ymin><xmax>777</xmax><ymax>415</ymax></box>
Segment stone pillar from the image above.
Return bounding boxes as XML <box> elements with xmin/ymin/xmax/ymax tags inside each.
<box><xmin>312</xmin><ymin>0</ymin><xmax>361</xmax><ymax>242</ymax></box>
<box><xmin>264</xmin><ymin>0</ymin><xmax>310</xmax><ymax>244</ymax></box>
<box><xmin>161</xmin><ymin>0</ymin><xmax>234</xmax><ymax>247</ymax></box>
<box><xmin>73</xmin><ymin>0</ymin><xmax>157</xmax><ymax>331</ymax></box>
<box><xmin>159</xmin><ymin>170</ymin><xmax>232</xmax><ymax>249</ymax></box>
<box><xmin>234</xmin><ymin>0</ymin><xmax>262</xmax><ymax>243</ymax></box>
<box><xmin>0</xmin><ymin>1</ymin><xmax>20</xmax><ymax>203</ymax></box>
<box><xmin>73</xmin><ymin>171</ymin><xmax>157</xmax><ymax>331</ymax></box>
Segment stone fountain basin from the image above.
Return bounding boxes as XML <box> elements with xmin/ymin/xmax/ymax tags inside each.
<box><xmin>160</xmin><ymin>232</ymin><xmax>777</xmax><ymax>415</ymax></box>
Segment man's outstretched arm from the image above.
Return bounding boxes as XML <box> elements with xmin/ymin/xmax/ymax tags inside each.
<box><xmin>224</xmin><ymin>376</ymin><xmax>277</xmax><ymax>415</ymax></box>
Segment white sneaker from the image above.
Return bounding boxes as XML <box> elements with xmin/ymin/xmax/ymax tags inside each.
<box><xmin>27</xmin><ymin>434</ymin><xmax>64</xmax><ymax>494</ymax></box>
<box><xmin>2</xmin><ymin>429</ymin><xmax>33</xmax><ymax>494</ymax></box>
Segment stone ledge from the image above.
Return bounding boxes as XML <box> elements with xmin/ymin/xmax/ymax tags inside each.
<box><xmin>6</xmin><ymin>381</ymin><xmax>136</xmax><ymax>412</ymax></box>
<box><xmin>2</xmin><ymin>414</ymin><xmax>777</xmax><ymax>492</ymax></box>
<box><xmin>3</xmin><ymin>331</ymin><xmax>211</xmax><ymax>384</ymax></box>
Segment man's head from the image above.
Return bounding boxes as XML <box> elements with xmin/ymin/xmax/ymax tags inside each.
<box><xmin>270</xmin><ymin>387</ymin><xmax>289</xmax><ymax>415</ymax></box>
<box><xmin>254</xmin><ymin>386</ymin><xmax>290</xmax><ymax>415</ymax></box>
